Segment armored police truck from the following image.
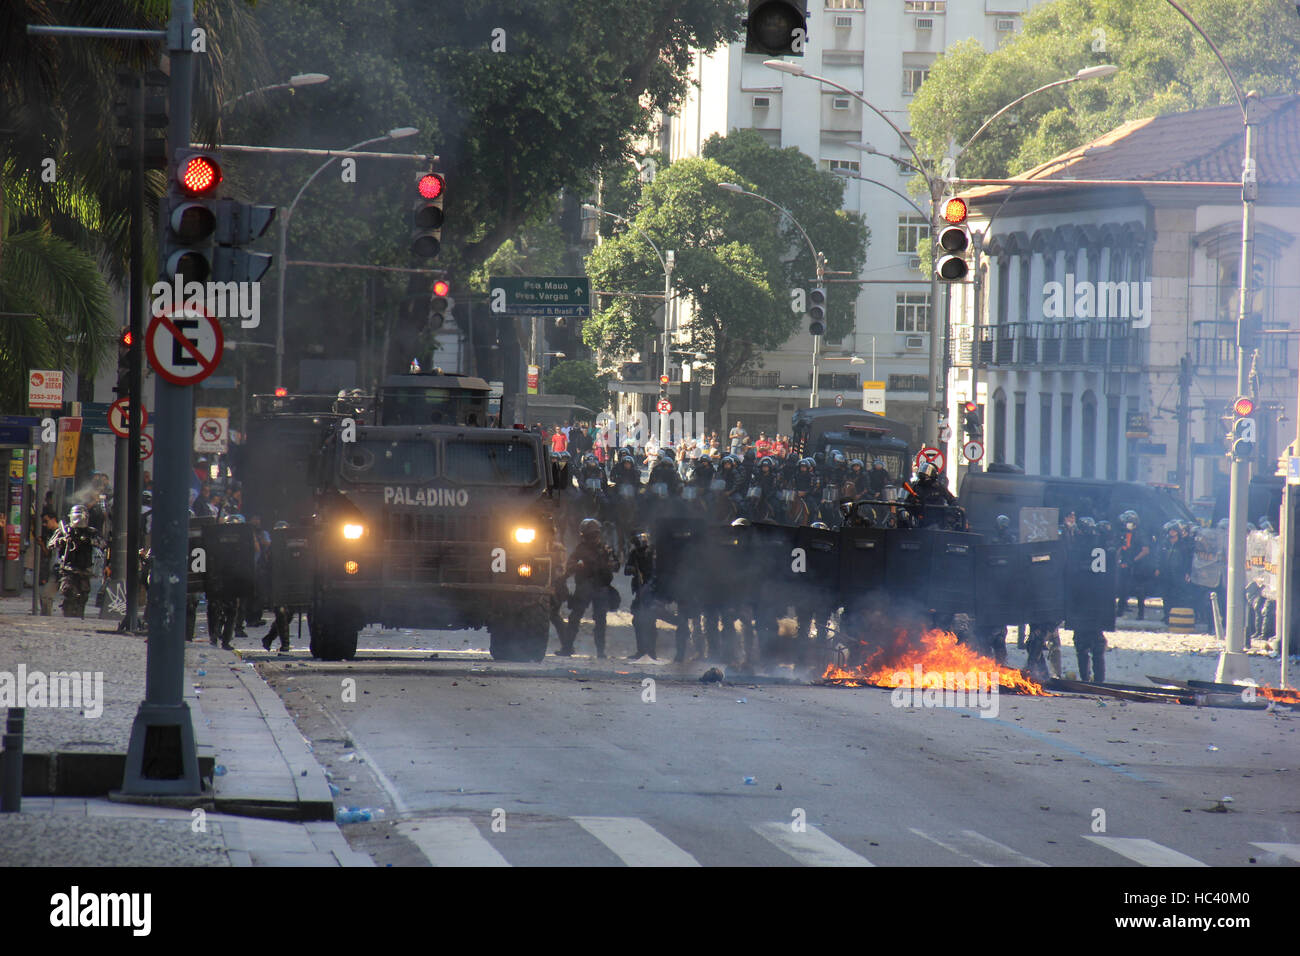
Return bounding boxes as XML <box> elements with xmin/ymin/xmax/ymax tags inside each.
<box><xmin>250</xmin><ymin>372</ymin><xmax>556</xmax><ymax>662</ymax></box>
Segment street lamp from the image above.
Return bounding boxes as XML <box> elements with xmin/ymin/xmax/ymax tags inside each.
<box><xmin>582</xmin><ymin>203</ymin><xmax>676</xmax><ymax>444</ymax></box>
<box><xmin>772</xmin><ymin>58</ymin><xmax>1117</xmax><ymax>445</ymax></box>
<box><xmin>221</xmin><ymin>73</ymin><xmax>330</xmax><ymax>111</ymax></box>
<box><xmin>717</xmin><ymin>182</ymin><xmax>827</xmax><ymax>408</ymax></box>
<box><xmin>275</xmin><ymin>126</ymin><xmax>418</xmax><ymax>387</ymax></box>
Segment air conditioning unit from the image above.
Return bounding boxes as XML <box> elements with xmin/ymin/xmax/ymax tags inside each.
<box><xmin>995</xmin><ymin>18</ymin><xmax>1016</xmax><ymax>32</ymax></box>
<box><xmin>831</xmin><ymin>96</ymin><xmax>851</xmax><ymax>110</ymax></box>
<box><xmin>908</xmin><ymin>256</ymin><xmax>922</xmax><ymax>271</ymax></box>
<box><xmin>915</xmin><ymin>17</ymin><xmax>935</xmax><ymax>30</ymax></box>
<box><xmin>752</xmin><ymin>95</ymin><xmax>771</xmax><ymax>109</ymax></box>
<box><xmin>834</xmin><ymin>15</ymin><xmax>854</xmax><ymax>29</ymax></box>
<box><xmin>905</xmin><ymin>336</ymin><xmax>925</xmax><ymax>350</ymax></box>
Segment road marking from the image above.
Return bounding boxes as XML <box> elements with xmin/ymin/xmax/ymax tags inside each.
<box><xmin>909</xmin><ymin>827</ymin><xmax>992</xmax><ymax>866</ymax></box>
<box><xmin>1084</xmin><ymin>836</ymin><xmax>1208</xmax><ymax>867</ymax></box>
<box><xmin>754</xmin><ymin>822</ymin><xmax>874</xmax><ymax>866</ymax></box>
<box><xmin>319</xmin><ymin>706</ymin><xmax>410</xmax><ymax>815</ymax></box>
<box><xmin>1250</xmin><ymin>842</ymin><xmax>1300</xmax><ymax>863</ymax></box>
<box><xmin>396</xmin><ymin>818</ymin><xmax>510</xmax><ymax>867</ymax></box>
<box><xmin>573</xmin><ymin>816</ymin><xmax>700</xmax><ymax>867</ymax></box>
<box><xmin>955</xmin><ymin>829</ymin><xmax>1049</xmax><ymax>866</ymax></box>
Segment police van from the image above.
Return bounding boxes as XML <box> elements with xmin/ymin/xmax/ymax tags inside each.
<box><xmin>958</xmin><ymin>466</ymin><xmax>1197</xmax><ymax>535</ymax></box>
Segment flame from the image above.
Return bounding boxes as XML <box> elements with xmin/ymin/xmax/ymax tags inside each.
<box><xmin>1260</xmin><ymin>686</ymin><xmax>1300</xmax><ymax>705</ymax></box>
<box><xmin>822</xmin><ymin>627</ymin><xmax>1047</xmax><ymax>696</ymax></box>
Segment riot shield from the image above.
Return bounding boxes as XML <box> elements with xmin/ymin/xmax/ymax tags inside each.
<box><xmin>792</xmin><ymin>523</ymin><xmax>841</xmax><ymax>605</ymax></box>
<box><xmin>838</xmin><ymin>526</ymin><xmax>888</xmax><ymax>611</ymax></box>
<box><xmin>749</xmin><ymin>522</ymin><xmax>800</xmax><ymax>611</ymax></box>
<box><xmin>270</xmin><ymin>525</ymin><xmax>315</xmax><ymax>608</ymax></box>
<box><xmin>187</xmin><ymin>516</ymin><xmax>216</xmax><ymax>595</ymax></box>
<box><xmin>1064</xmin><ymin>540</ymin><xmax>1115</xmax><ymax>630</ymax></box>
<box><xmin>974</xmin><ymin>539</ymin><xmax>1066</xmax><ymax>624</ymax></box>
<box><xmin>928</xmin><ymin>532</ymin><xmax>978</xmax><ymax>614</ymax></box>
<box><xmin>650</xmin><ymin>519</ymin><xmax>703</xmax><ymax>605</ymax></box>
<box><xmin>702</xmin><ymin>521</ymin><xmax>757</xmax><ymax>609</ymax></box>
<box><xmin>201</xmin><ymin>522</ymin><xmax>256</xmax><ymax>602</ymax></box>
<box><xmin>884</xmin><ymin>529</ymin><xmax>933</xmax><ymax>610</ymax></box>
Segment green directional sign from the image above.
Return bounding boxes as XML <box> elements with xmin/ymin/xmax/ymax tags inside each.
<box><xmin>488</xmin><ymin>275</ymin><xmax>591</xmax><ymax>317</ymax></box>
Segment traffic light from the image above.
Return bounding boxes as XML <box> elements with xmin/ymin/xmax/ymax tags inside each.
<box><xmin>213</xmin><ymin>198</ymin><xmax>277</xmax><ymax>282</ymax></box>
<box><xmin>659</xmin><ymin>373</ymin><xmax>670</xmax><ymax>402</ymax></box>
<box><xmin>163</xmin><ymin>150</ymin><xmax>222</xmax><ymax>283</ymax></box>
<box><xmin>430</xmin><ymin>279</ymin><xmax>452</xmax><ymax>330</ymax></box>
<box><xmin>961</xmin><ymin>400</ymin><xmax>983</xmax><ymax>441</ymax></box>
<box><xmin>113</xmin><ymin>70</ymin><xmax>168</xmax><ymax>171</ymax></box>
<box><xmin>808</xmin><ymin>285</ymin><xmax>827</xmax><ymax>337</ymax></box>
<box><xmin>935</xmin><ymin>196</ymin><xmax>971</xmax><ymax>281</ymax></box>
<box><xmin>411</xmin><ymin>172</ymin><xmax>445</xmax><ymax>258</ymax></box>
<box><xmin>117</xmin><ymin>328</ymin><xmax>133</xmax><ymax>384</ymax></box>
<box><xmin>745</xmin><ymin>1</ymin><xmax>808</xmax><ymax>56</ymax></box>
<box><xmin>1229</xmin><ymin>396</ymin><xmax>1257</xmax><ymax>461</ymax></box>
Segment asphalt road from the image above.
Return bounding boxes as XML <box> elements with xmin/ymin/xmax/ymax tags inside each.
<box><xmin>251</xmin><ymin>611</ymin><xmax>1300</xmax><ymax>867</ymax></box>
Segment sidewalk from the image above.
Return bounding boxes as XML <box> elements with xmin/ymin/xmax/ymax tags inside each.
<box><xmin>0</xmin><ymin>592</ymin><xmax>369</xmax><ymax>866</ymax></box>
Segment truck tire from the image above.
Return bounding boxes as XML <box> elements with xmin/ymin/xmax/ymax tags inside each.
<box><xmin>489</xmin><ymin>604</ymin><xmax>549</xmax><ymax>662</ymax></box>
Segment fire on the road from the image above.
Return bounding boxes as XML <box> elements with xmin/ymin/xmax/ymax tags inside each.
<box><xmin>821</xmin><ymin>627</ymin><xmax>1048</xmax><ymax>696</ymax></box>
<box><xmin>1260</xmin><ymin>685</ymin><xmax>1300</xmax><ymax>705</ymax></box>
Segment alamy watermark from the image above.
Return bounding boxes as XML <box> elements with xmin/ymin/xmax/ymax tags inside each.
<box><xmin>151</xmin><ymin>275</ymin><xmax>261</xmax><ymax>329</ymax></box>
<box><xmin>595</xmin><ymin>411</ymin><xmax>706</xmax><ymax>451</ymax></box>
<box><xmin>0</xmin><ymin>665</ymin><xmax>104</xmax><ymax>718</ymax></box>
<box><xmin>889</xmin><ymin>666</ymin><xmax>999</xmax><ymax>719</ymax></box>
<box><xmin>1042</xmin><ymin>273</ymin><xmax>1151</xmax><ymax>329</ymax></box>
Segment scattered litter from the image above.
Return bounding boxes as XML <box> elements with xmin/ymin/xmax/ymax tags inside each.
<box><xmin>775</xmin><ymin>783</ymin><xmax>783</xmax><ymax>791</ymax></box>
<box><xmin>196</xmin><ymin>669</ymin><xmax>206</xmax><ymax>677</ymax></box>
<box><xmin>736</xmin><ymin>698</ymin><xmax>747</xmax><ymax>704</ymax></box>
<box><xmin>1207</xmin><ymin>745</ymin><xmax>1219</xmax><ymax>752</ymax></box>
<box><xmin>328</xmin><ymin>783</ymin><xmax>341</xmax><ymax>796</ymax></box>
<box><xmin>213</xmin><ymin>765</ymin><xmax>227</xmax><ymax>776</ymax></box>
<box><xmin>700</xmin><ymin>667</ymin><xmax>724</xmax><ymax>684</ymax></box>
<box><xmin>300</xmin><ymin>770</ymin><xmax>308</xmax><ymax>777</ymax></box>
<box><xmin>336</xmin><ymin>807</ymin><xmax>371</xmax><ymax>824</ymax></box>
<box><xmin>342</xmin><ymin>752</ymin><xmax>358</xmax><ymax>762</ymax></box>
<box><xmin>743</xmin><ymin>776</ymin><xmax>756</xmax><ymax>786</ymax></box>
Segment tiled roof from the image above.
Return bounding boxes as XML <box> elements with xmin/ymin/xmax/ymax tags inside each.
<box><xmin>963</xmin><ymin>94</ymin><xmax>1300</xmax><ymax>203</ymax></box>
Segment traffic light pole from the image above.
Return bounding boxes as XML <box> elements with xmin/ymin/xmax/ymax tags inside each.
<box><xmin>122</xmin><ymin>0</ymin><xmax>202</xmax><ymax>796</ymax></box>
<box><xmin>124</xmin><ymin>70</ymin><xmax>148</xmax><ymax>634</ymax></box>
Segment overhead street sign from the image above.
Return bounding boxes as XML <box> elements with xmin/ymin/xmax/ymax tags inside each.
<box><xmin>146</xmin><ymin>304</ymin><xmax>224</xmax><ymax>387</ymax></box>
<box><xmin>489</xmin><ymin>276</ymin><xmax>591</xmax><ymax>317</ymax></box>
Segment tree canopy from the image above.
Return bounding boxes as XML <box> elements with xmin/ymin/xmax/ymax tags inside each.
<box><xmin>909</xmin><ymin>0</ymin><xmax>1300</xmax><ymax>180</ymax></box>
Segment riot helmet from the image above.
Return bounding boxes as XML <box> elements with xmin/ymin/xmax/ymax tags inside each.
<box><xmin>810</xmin><ymin>522</ymin><xmax>830</xmax><ymax>530</ymax></box>
<box><xmin>848</xmin><ymin>459</ymin><xmax>865</xmax><ymax>474</ymax></box>
<box><xmin>995</xmin><ymin>514</ymin><xmax>1011</xmax><ymax>532</ymax></box>
<box><xmin>632</xmin><ymin>531</ymin><xmax>650</xmax><ymax>550</ymax></box>
<box><xmin>273</xmin><ymin>520</ymin><xmax>289</xmax><ymax>530</ymax></box>
<box><xmin>579</xmin><ymin>518</ymin><xmax>602</xmax><ymax>541</ymax></box>
<box><xmin>798</xmin><ymin>458</ymin><xmax>814</xmax><ymax>472</ymax></box>
<box><xmin>221</xmin><ymin>513</ymin><xmax>246</xmax><ymax>524</ymax></box>
<box><xmin>1097</xmin><ymin>519</ymin><xmax>1112</xmax><ymax>535</ymax></box>
<box><xmin>730</xmin><ymin>517</ymin><xmax>751</xmax><ymax>527</ymax></box>
<box><xmin>830</xmin><ymin>450</ymin><xmax>846</xmax><ymax>466</ymax></box>
<box><xmin>658</xmin><ymin>447</ymin><xmax>676</xmax><ymax>463</ymax></box>
<box><xmin>916</xmin><ymin>461</ymin><xmax>939</xmax><ymax>483</ymax></box>
<box><xmin>68</xmin><ymin>505</ymin><xmax>89</xmax><ymax>529</ymax></box>
<box><xmin>1078</xmin><ymin>516</ymin><xmax>1097</xmax><ymax>534</ymax></box>
<box><xmin>758</xmin><ymin>456</ymin><xmax>774</xmax><ymax>472</ymax></box>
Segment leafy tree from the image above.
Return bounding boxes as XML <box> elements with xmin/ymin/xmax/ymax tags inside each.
<box><xmin>583</xmin><ymin>135</ymin><xmax>868</xmax><ymax>432</ymax></box>
<box><xmin>223</xmin><ymin>0</ymin><xmax>743</xmax><ymax>385</ymax></box>
<box><xmin>542</xmin><ymin>358</ymin><xmax>611</xmax><ymax>414</ymax></box>
<box><xmin>910</xmin><ymin>0</ymin><xmax>1300</xmax><ymax>180</ymax></box>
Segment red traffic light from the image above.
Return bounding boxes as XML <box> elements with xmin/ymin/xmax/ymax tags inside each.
<box><xmin>659</xmin><ymin>374</ymin><xmax>670</xmax><ymax>387</ymax></box>
<box><xmin>432</xmin><ymin>280</ymin><xmax>450</xmax><ymax>297</ymax></box>
<box><xmin>962</xmin><ymin>400</ymin><xmax>978</xmax><ymax>414</ymax></box>
<box><xmin>120</xmin><ymin>328</ymin><xmax>133</xmax><ymax>347</ymax></box>
<box><xmin>274</xmin><ymin>387</ymin><xmax>288</xmax><ymax>397</ymax></box>
<box><xmin>179</xmin><ymin>154</ymin><xmax>222</xmax><ymax>196</ymax></box>
<box><xmin>417</xmin><ymin>173</ymin><xmax>445</xmax><ymax>200</ymax></box>
<box><xmin>1233</xmin><ymin>396</ymin><xmax>1255</xmax><ymax>417</ymax></box>
<box><xmin>943</xmin><ymin>197</ymin><xmax>968</xmax><ymax>225</ymax></box>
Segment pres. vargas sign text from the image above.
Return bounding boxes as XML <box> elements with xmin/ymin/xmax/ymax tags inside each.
<box><xmin>384</xmin><ymin>486</ymin><xmax>470</xmax><ymax>507</ymax></box>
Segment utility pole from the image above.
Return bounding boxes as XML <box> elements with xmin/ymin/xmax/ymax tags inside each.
<box><xmin>1175</xmin><ymin>354</ymin><xmax>1192</xmax><ymax>502</ymax></box>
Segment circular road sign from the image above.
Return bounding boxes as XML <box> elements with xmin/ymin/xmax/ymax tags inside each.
<box><xmin>656</xmin><ymin>399</ymin><xmax>672</xmax><ymax>415</ymax></box>
<box><xmin>914</xmin><ymin>446</ymin><xmax>945</xmax><ymax>473</ymax></box>
<box><xmin>962</xmin><ymin>439</ymin><xmax>985</xmax><ymax>462</ymax></box>
<box><xmin>145</xmin><ymin>304</ymin><xmax>224</xmax><ymax>387</ymax></box>
<box><xmin>138</xmin><ymin>432</ymin><xmax>154</xmax><ymax>461</ymax></box>
<box><xmin>108</xmin><ymin>397</ymin><xmax>148</xmax><ymax>439</ymax></box>
<box><xmin>834</xmin><ymin>393</ymin><xmax>844</xmax><ymax>408</ymax></box>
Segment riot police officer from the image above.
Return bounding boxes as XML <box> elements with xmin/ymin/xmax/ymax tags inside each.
<box><xmin>561</xmin><ymin>518</ymin><xmax>619</xmax><ymax>658</ymax></box>
<box><xmin>867</xmin><ymin>459</ymin><xmax>890</xmax><ymax>498</ymax></box>
<box><xmin>1068</xmin><ymin>516</ymin><xmax>1111</xmax><ymax>682</ymax></box>
<box><xmin>718</xmin><ymin>455</ymin><xmax>742</xmax><ymax>495</ymax></box>
<box><xmin>1115</xmin><ymin>510</ymin><xmax>1154</xmax><ymax>619</ymax></box>
<box><xmin>648</xmin><ymin>447</ymin><xmax>682</xmax><ymax>495</ymax></box>
<box><xmin>207</xmin><ymin>513</ymin><xmax>248</xmax><ymax>650</ymax></box>
<box><xmin>1154</xmin><ymin>520</ymin><xmax>1191</xmax><ymax>623</ymax></box>
<box><xmin>624</xmin><ymin>531</ymin><xmax>658</xmax><ymax>661</ymax></box>
<box><xmin>261</xmin><ymin>521</ymin><xmax>295</xmax><ymax>653</ymax></box>
<box><xmin>54</xmin><ymin>505</ymin><xmax>99</xmax><ymax>618</ymax></box>
<box><xmin>846</xmin><ymin>459</ymin><xmax>867</xmax><ymax>496</ymax></box>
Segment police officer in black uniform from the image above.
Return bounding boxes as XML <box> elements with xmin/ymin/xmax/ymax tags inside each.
<box><xmin>55</xmin><ymin>505</ymin><xmax>99</xmax><ymax>618</ymax></box>
<box><xmin>624</xmin><ymin>531</ymin><xmax>658</xmax><ymax>661</ymax></box>
<box><xmin>1069</xmin><ymin>516</ymin><xmax>1110</xmax><ymax>682</ymax></box>
<box><xmin>561</xmin><ymin>518</ymin><xmax>619</xmax><ymax>658</ymax></box>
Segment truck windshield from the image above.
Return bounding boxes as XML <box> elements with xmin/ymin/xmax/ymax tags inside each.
<box><xmin>445</xmin><ymin>439</ymin><xmax>538</xmax><ymax>485</ymax></box>
<box><xmin>381</xmin><ymin>388</ymin><xmax>487</xmax><ymax>427</ymax></box>
<box><xmin>339</xmin><ymin>440</ymin><xmax>437</xmax><ymax>483</ymax></box>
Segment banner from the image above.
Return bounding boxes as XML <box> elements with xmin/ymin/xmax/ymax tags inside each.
<box><xmin>52</xmin><ymin>417</ymin><xmax>82</xmax><ymax>478</ymax></box>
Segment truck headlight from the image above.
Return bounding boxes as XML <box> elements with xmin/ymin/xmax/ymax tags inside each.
<box><xmin>344</xmin><ymin>560</ymin><xmax>359</xmax><ymax>575</ymax></box>
<box><xmin>513</xmin><ymin>527</ymin><xmax>536</xmax><ymax>544</ymax></box>
<box><xmin>517</xmin><ymin>563</ymin><xmax>532</xmax><ymax>578</ymax></box>
<box><xmin>343</xmin><ymin>523</ymin><xmax>365</xmax><ymax>540</ymax></box>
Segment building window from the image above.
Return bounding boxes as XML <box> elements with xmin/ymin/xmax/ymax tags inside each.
<box><xmin>822</xmin><ymin>159</ymin><xmax>861</xmax><ymax>174</ymax></box>
<box><xmin>888</xmin><ymin>374</ymin><xmax>929</xmax><ymax>392</ymax></box>
<box><xmin>992</xmin><ymin>390</ymin><xmax>1007</xmax><ymax>464</ymax></box>
<box><xmin>895</xmin><ymin>292</ymin><xmax>931</xmax><ymax>333</ymax></box>
<box><xmin>1014</xmin><ymin>392</ymin><xmax>1026</xmax><ymax>470</ymax></box>
<box><xmin>902</xmin><ymin>67</ymin><xmax>930</xmax><ymax>96</ymax></box>
<box><xmin>1039</xmin><ymin>394</ymin><xmax>1052</xmax><ymax>475</ymax></box>
<box><xmin>827</xmin><ymin>0</ymin><xmax>865</xmax><ymax>8</ymax></box>
<box><xmin>996</xmin><ymin>258</ymin><xmax>1009</xmax><ymax>324</ymax></box>
<box><xmin>831</xmin><ymin>96</ymin><xmax>852</xmax><ymax>110</ymax></box>
<box><xmin>904</xmin><ymin>1</ymin><xmax>945</xmax><ymax>11</ymax></box>
<box><xmin>1106</xmin><ymin>398</ymin><xmax>1121</xmax><ymax>481</ymax></box>
<box><xmin>1060</xmin><ymin>395</ymin><xmax>1072</xmax><ymax>477</ymax></box>
<box><xmin>1081</xmin><ymin>393</ymin><xmax>1097</xmax><ymax>479</ymax></box>
<box><xmin>896</xmin><ymin>215</ymin><xmax>929</xmax><ymax>254</ymax></box>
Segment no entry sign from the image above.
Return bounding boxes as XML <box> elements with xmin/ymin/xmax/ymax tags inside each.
<box><xmin>146</xmin><ymin>304</ymin><xmax>224</xmax><ymax>387</ymax></box>
<box><xmin>914</xmin><ymin>445</ymin><xmax>945</xmax><ymax>473</ymax></box>
<box><xmin>656</xmin><ymin>399</ymin><xmax>672</xmax><ymax>415</ymax></box>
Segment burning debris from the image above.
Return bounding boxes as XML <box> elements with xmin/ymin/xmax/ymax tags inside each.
<box><xmin>1259</xmin><ymin>686</ymin><xmax>1300</xmax><ymax>706</ymax></box>
<box><xmin>821</xmin><ymin>627</ymin><xmax>1048</xmax><ymax>696</ymax></box>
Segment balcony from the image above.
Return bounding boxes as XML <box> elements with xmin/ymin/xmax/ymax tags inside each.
<box><xmin>956</xmin><ymin>319</ymin><xmax>1141</xmax><ymax>369</ymax></box>
<box><xmin>1192</xmin><ymin>321</ymin><xmax>1298</xmax><ymax>373</ymax></box>
<box><xmin>732</xmin><ymin>370</ymin><xmax>782</xmax><ymax>389</ymax></box>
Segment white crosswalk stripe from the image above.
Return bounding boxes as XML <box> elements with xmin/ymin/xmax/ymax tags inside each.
<box><xmin>953</xmin><ymin>829</ymin><xmax>1049</xmax><ymax>866</ymax></box>
<box><xmin>1084</xmin><ymin>836</ymin><xmax>1208</xmax><ymax>867</ymax></box>
<box><xmin>754</xmin><ymin>822</ymin><xmax>874</xmax><ymax>866</ymax></box>
<box><xmin>1250</xmin><ymin>842</ymin><xmax>1300</xmax><ymax>863</ymax></box>
<box><xmin>396</xmin><ymin>818</ymin><xmax>510</xmax><ymax>867</ymax></box>
<box><xmin>573</xmin><ymin>816</ymin><xmax>701</xmax><ymax>867</ymax></box>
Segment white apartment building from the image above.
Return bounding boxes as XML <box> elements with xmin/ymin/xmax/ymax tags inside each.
<box><xmin>652</xmin><ymin>0</ymin><xmax>1048</xmax><ymax>440</ymax></box>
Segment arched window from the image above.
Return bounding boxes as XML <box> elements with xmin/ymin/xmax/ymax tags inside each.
<box><xmin>992</xmin><ymin>389</ymin><xmax>1007</xmax><ymax>464</ymax></box>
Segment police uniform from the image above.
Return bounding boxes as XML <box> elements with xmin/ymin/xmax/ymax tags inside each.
<box><xmin>624</xmin><ymin>534</ymin><xmax>658</xmax><ymax>660</ymax></box>
<box><xmin>562</xmin><ymin>523</ymin><xmax>619</xmax><ymax>657</ymax></box>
